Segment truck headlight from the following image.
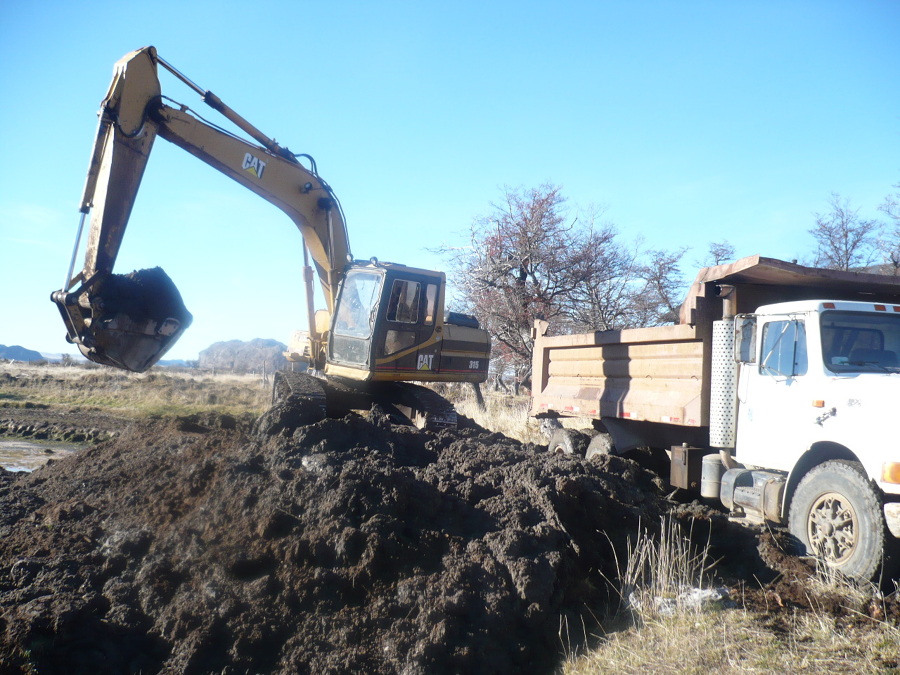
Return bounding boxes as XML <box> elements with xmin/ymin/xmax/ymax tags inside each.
<box><xmin>882</xmin><ymin>463</ymin><xmax>900</xmax><ymax>484</ymax></box>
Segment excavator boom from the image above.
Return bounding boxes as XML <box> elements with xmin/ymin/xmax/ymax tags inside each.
<box><xmin>52</xmin><ymin>46</ymin><xmax>350</xmax><ymax>371</ymax></box>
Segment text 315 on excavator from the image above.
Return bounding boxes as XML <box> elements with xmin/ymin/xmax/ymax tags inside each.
<box><xmin>51</xmin><ymin>46</ymin><xmax>490</xmax><ymax>429</ymax></box>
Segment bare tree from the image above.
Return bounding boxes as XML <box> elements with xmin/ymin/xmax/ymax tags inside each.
<box><xmin>440</xmin><ymin>185</ymin><xmax>581</xmax><ymax>381</ymax></box>
<box><xmin>632</xmin><ymin>247</ymin><xmax>688</xmax><ymax>326</ymax></box>
<box><xmin>809</xmin><ymin>193</ymin><xmax>880</xmax><ymax>271</ymax></box>
<box><xmin>878</xmin><ymin>183</ymin><xmax>900</xmax><ymax>274</ymax></box>
<box><xmin>881</xmin><ymin>183</ymin><xmax>900</xmax><ymax>224</ymax></box>
<box><xmin>441</xmin><ymin>186</ymin><xmax>690</xmax><ymax>383</ymax></box>
<box><xmin>558</xmin><ymin>205</ymin><xmax>643</xmax><ymax>332</ymax></box>
<box><xmin>702</xmin><ymin>240</ymin><xmax>735</xmax><ymax>267</ymax></box>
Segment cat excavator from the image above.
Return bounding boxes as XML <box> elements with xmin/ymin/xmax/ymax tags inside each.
<box><xmin>50</xmin><ymin>46</ymin><xmax>489</xmax><ymax>428</ymax></box>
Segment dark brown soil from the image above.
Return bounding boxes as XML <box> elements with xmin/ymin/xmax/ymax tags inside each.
<box><xmin>1</xmin><ymin>399</ymin><xmax>898</xmax><ymax>674</ymax></box>
<box><xmin>0</xmin><ymin>400</ymin><xmax>670</xmax><ymax>674</ymax></box>
<box><xmin>0</xmin><ymin>404</ymin><xmax>131</xmax><ymax>443</ymax></box>
<box><xmin>97</xmin><ymin>267</ymin><xmax>192</xmax><ymax>327</ymax></box>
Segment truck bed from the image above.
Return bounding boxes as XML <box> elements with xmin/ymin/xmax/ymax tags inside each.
<box><xmin>531</xmin><ymin>322</ymin><xmax>708</xmax><ymax>427</ymax></box>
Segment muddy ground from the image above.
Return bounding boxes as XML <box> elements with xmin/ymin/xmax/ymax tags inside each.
<box><xmin>0</xmin><ymin>400</ymin><xmax>898</xmax><ymax>674</ymax></box>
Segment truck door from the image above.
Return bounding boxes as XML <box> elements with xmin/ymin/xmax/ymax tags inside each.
<box><xmin>735</xmin><ymin>315</ymin><xmax>815</xmax><ymax>470</ymax></box>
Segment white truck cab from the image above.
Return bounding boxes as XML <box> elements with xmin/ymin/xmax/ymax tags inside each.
<box><xmin>712</xmin><ymin>298</ymin><xmax>900</xmax><ymax>580</ymax></box>
<box><xmin>736</xmin><ymin>300</ymin><xmax>900</xmax><ymax>497</ymax></box>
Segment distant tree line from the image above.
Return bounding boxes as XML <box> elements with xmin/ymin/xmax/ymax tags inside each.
<box><xmin>441</xmin><ymin>181</ymin><xmax>900</xmax><ymax>387</ymax></box>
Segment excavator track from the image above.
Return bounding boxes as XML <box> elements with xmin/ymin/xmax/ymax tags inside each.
<box><xmin>271</xmin><ymin>371</ymin><xmax>457</xmax><ymax>431</ymax></box>
<box><xmin>373</xmin><ymin>381</ymin><xmax>458</xmax><ymax>431</ymax></box>
<box><xmin>272</xmin><ymin>371</ymin><xmax>327</xmax><ymax>420</ymax></box>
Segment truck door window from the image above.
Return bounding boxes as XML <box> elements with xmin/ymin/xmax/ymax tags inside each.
<box><xmin>760</xmin><ymin>319</ymin><xmax>807</xmax><ymax>377</ymax></box>
<box><xmin>386</xmin><ymin>280</ymin><xmax>421</xmax><ymax>323</ymax></box>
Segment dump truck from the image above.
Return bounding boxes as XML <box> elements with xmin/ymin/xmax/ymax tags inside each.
<box><xmin>531</xmin><ymin>255</ymin><xmax>900</xmax><ymax>581</ymax></box>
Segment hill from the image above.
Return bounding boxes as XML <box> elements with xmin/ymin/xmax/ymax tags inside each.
<box><xmin>198</xmin><ymin>338</ymin><xmax>287</xmax><ymax>372</ymax></box>
<box><xmin>0</xmin><ymin>345</ymin><xmax>44</xmax><ymax>362</ymax></box>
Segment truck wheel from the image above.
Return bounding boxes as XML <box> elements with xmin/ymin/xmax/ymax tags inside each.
<box><xmin>585</xmin><ymin>432</ymin><xmax>616</xmax><ymax>460</ymax></box>
<box><xmin>547</xmin><ymin>429</ymin><xmax>589</xmax><ymax>457</ymax></box>
<box><xmin>788</xmin><ymin>460</ymin><xmax>889</xmax><ymax>581</ymax></box>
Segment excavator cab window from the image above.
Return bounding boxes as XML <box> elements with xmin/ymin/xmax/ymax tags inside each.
<box><xmin>424</xmin><ymin>284</ymin><xmax>438</xmax><ymax>326</ymax></box>
<box><xmin>383</xmin><ymin>279</ymin><xmax>423</xmax><ymax>356</ymax></box>
<box><xmin>330</xmin><ymin>269</ymin><xmax>384</xmax><ymax>366</ymax></box>
<box><xmin>386</xmin><ymin>279</ymin><xmax>421</xmax><ymax>323</ymax></box>
<box><xmin>329</xmin><ymin>267</ymin><xmax>449</xmax><ymax>373</ymax></box>
<box><xmin>384</xmin><ymin>329</ymin><xmax>418</xmax><ymax>356</ymax></box>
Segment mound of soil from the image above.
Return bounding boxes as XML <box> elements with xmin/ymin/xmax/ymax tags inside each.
<box><xmin>0</xmin><ymin>402</ymin><xmax>670</xmax><ymax>674</ymax></box>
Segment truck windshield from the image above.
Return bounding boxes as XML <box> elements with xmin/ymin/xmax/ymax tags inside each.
<box><xmin>821</xmin><ymin>310</ymin><xmax>900</xmax><ymax>373</ymax></box>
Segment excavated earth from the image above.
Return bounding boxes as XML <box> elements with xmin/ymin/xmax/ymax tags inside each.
<box><xmin>1</xmin><ymin>399</ymin><xmax>899</xmax><ymax>674</ymax></box>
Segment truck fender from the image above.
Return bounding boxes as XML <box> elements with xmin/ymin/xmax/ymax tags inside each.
<box><xmin>783</xmin><ymin>441</ymin><xmax>860</xmax><ymax>520</ymax></box>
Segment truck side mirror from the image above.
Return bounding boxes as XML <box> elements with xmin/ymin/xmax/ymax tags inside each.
<box><xmin>734</xmin><ymin>315</ymin><xmax>756</xmax><ymax>363</ymax></box>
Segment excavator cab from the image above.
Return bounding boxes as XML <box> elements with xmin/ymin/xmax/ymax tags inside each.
<box><xmin>326</xmin><ymin>262</ymin><xmax>490</xmax><ymax>384</ymax></box>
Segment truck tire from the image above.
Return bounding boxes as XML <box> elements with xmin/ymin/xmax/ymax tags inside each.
<box><xmin>585</xmin><ymin>432</ymin><xmax>616</xmax><ymax>460</ymax></box>
<box><xmin>788</xmin><ymin>460</ymin><xmax>893</xmax><ymax>581</ymax></box>
<box><xmin>547</xmin><ymin>429</ymin><xmax>589</xmax><ymax>457</ymax></box>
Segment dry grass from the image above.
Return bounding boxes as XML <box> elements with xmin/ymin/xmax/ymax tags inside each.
<box><xmin>617</xmin><ymin>516</ymin><xmax>716</xmax><ymax>618</ymax></box>
<box><xmin>452</xmin><ymin>390</ymin><xmax>545</xmax><ymax>444</ymax></box>
<box><xmin>0</xmin><ymin>361</ymin><xmax>270</xmax><ymax>417</ymax></box>
<box><xmin>564</xmin><ymin>517</ymin><xmax>900</xmax><ymax>675</ymax></box>
<box><xmin>566</xmin><ymin>607</ymin><xmax>900</xmax><ymax>674</ymax></box>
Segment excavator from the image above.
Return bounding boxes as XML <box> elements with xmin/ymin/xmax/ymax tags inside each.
<box><xmin>50</xmin><ymin>46</ymin><xmax>490</xmax><ymax>428</ymax></box>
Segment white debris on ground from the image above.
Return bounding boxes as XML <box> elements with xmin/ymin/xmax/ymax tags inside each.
<box><xmin>628</xmin><ymin>586</ymin><xmax>734</xmax><ymax>617</ymax></box>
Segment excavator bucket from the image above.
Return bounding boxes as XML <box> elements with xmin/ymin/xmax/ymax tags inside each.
<box><xmin>52</xmin><ymin>267</ymin><xmax>192</xmax><ymax>373</ymax></box>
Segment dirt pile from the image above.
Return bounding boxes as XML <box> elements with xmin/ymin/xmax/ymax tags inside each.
<box><xmin>0</xmin><ymin>402</ymin><xmax>669</xmax><ymax>674</ymax></box>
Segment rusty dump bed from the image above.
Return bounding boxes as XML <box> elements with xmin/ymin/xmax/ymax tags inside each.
<box><xmin>531</xmin><ymin>255</ymin><xmax>900</xmax><ymax>428</ymax></box>
<box><xmin>531</xmin><ymin>323</ymin><xmax>706</xmax><ymax>426</ymax></box>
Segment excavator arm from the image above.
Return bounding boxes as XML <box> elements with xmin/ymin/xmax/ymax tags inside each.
<box><xmin>52</xmin><ymin>46</ymin><xmax>350</xmax><ymax>372</ymax></box>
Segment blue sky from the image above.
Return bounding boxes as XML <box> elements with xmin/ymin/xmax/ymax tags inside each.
<box><xmin>1</xmin><ymin>1</ymin><xmax>898</xmax><ymax>360</ymax></box>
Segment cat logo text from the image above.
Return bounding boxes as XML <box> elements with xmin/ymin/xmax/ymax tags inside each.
<box><xmin>242</xmin><ymin>153</ymin><xmax>267</xmax><ymax>179</ymax></box>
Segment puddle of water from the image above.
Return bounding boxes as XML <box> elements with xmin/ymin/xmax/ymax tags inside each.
<box><xmin>0</xmin><ymin>439</ymin><xmax>83</xmax><ymax>472</ymax></box>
